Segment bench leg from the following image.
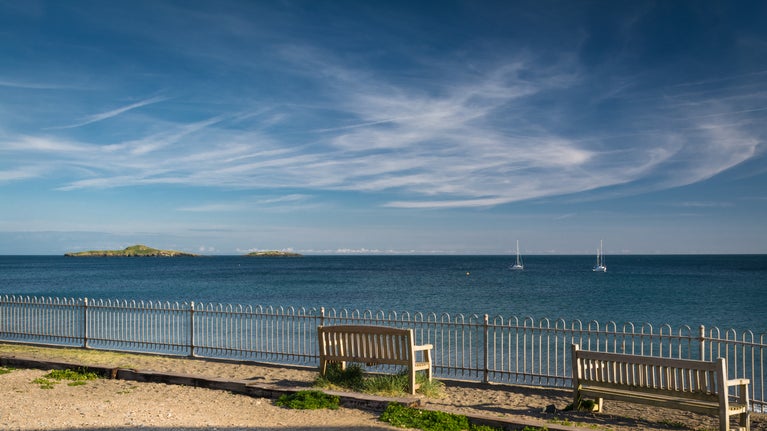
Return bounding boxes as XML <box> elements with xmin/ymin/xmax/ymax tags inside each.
<box><xmin>739</xmin><ymin>383</ymin><xmax>750</xmax><ymax>431</ymax></box>
<box><xmin>409</xmin><ymin>371</ymin><xmax>417</xmax><ymax>395</ymax></box>
<box><xmin>595</xmin><ymin>397</ymin><xmax>603</xmax><ymax>413</ymax></box>
<box><xmin>740</xmin><ymin>411</ymin><xmax>750</xmax><ymax>431</ymax></box>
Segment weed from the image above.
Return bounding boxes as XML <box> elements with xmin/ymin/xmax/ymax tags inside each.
<box><xmin>275</xmin><ymin>390</ymin><xmax>340</xmax><ymax>410</ymax></box>
<box><xmin>0</xmin><ymin>366</ymin><xmax>14</xmax><ymax>375</ymax></box>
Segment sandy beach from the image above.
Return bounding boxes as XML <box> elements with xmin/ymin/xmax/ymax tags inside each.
<box><xmin>0</xmin><ymin>343</ymin><xmax>764</xmax><ymax>431</ymax></box>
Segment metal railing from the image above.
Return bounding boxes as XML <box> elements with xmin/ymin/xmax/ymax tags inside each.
<box><xmin>0</xmin><ymin>294</ymin><xmax>764</xmax><ymax>412</ymax></box>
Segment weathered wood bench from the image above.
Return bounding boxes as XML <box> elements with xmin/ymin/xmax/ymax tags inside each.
<box><xmin>317</xmin><ymin>325</ymin><xmax>433</xmax><ymax>395</ymax></box>
<box><xmin>571</xmin><ymin>344</ymin><xmax>750</xmax><ymax>431</ymax></box>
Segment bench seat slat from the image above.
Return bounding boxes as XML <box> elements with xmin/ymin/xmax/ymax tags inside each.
<box><xmin>579</xmin><ymin>385</ymin><xmax>748</xmax><ymax>416</ymax></box>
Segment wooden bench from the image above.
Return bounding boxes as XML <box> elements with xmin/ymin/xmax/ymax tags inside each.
<box><xmin>571</xmin><ymin>344</ymin><xmax>750</xmax><ymax>431</ymax></box>
<box><xmin>317</xmin><ymin>325</ymin><xmax>433</xmax><ymax>395</ymax></box>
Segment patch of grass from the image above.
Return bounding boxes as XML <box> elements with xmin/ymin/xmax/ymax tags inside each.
<box><xmin>314</xmin><ymin>363</ymin><xmax>444</xmax><ymax>398</ymax></box>
<box><xmin>315</xmin><ymin>363</ymin><xmax>365</xmax><ymax>391</ymax></box>
<box><xmin>658</xmin><ymin>419</ymin><xmax>687</xmax><ymax>429</ymax></box>
<box><xmin>547</xmin><ymin>417</ymin><xmax>574</xmax><ymax>427</ymax></box>
<box><xmin>275</xmin><ymin>390</ymin><xmax>340</xmax><ymax>410</ymax></box>
<box><xmin>362</xmin><ymin>372</ymin><xmax>414</xmax><ymax>395</ymax></box>
<box><xmin>32</xmin><ymin>368</ymin><xmax>101</xmax><ymax>389</ymax></box>
<box><xmin>0</xmin><ymin>366</ymin><xmax>14</xmax><ymax>375</ymax></box>
<box><xmin>32</xmin><ymin>377</ymin><xmax>57</xmax><ymax>389</ymax></box>
<box><xmin>379</xmin><ymin>403</ymin><xmax>503</xmax><ymax>431</ymax></box>
<box><xmin>547</xmin><ymin>417</ymin><xmax>609</xmax><ymax>431</ymax></box>
<box><xmin>46</xmin><ymin>368</ymin><xmax>102</xmax><ymax>382</ymax></box>
<box><xmin>414</xmin><ymin>376</ymin><xmax>444</xmax><ymax>398</ymax></box>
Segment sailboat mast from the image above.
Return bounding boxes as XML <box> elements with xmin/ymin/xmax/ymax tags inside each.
<box><xmin>600</xmin><ymin>240</ymin><xmax>604</xmax><ymax>266</ymax></box>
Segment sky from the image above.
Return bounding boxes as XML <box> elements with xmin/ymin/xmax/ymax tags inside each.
<box><xmin>1</xmin><ymin>0</ymin><xmax>766</xmax><ymax>255</ymax></box>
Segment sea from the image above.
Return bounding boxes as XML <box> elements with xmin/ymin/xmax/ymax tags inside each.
<box><xmin>1</xmin><ymin>254</ymin><xmax>765</xmax><ymax>335</ymax></box>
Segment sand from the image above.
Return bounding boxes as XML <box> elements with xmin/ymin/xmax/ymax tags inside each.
<box><xmin>0</xmin><ymin>343</ymin><xmax>764</xmax><ymax>431</ymax></box>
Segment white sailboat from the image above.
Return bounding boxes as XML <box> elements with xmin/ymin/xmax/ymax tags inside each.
<box><xmin>592</xmin><ymin>240</ymin><xmax>607</xmax><ymax>272</ymax></box>
<box><xmin>509</xmin><ymin>240</ymin><xmax>524</xmax><ymax>270</ymax></box>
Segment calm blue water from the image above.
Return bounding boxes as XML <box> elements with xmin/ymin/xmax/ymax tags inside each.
<box><xmin>1</xmin><ymin>255</ymin><xmax>765</xmax><ymax>334</ymax></box>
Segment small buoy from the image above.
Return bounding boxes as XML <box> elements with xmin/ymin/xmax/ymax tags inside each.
<box><xmin>466</xmin><ymin>272</ymin><xmax>470</xmax><ymax>276</ymax></box>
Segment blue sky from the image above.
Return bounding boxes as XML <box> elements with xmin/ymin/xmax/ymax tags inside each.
<box><xmin>1</xmin><ymin>0</ymin><xmax>766</xmax><ymax>255</ymax></box>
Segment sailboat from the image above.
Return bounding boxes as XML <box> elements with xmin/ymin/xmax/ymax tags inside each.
<box><xmin>509</xmin><ymin>240</ymin><xmax>524</xmax><ymax>270</ymax></box>
<box><xmin>592</xmin><ymin>240</ymin><xmax>607</xmax><ymax>272</ymax></box>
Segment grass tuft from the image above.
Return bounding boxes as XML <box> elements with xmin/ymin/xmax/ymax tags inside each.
<box><xmin>314</xmin><ymin>363</ymin><xmax>444</xmax><ymax>397</ymax></box>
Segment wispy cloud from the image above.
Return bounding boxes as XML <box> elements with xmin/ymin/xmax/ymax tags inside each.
<box><xmin>2</xmin><ymin>39</ymin><xmax>764</xmax><ymax>211</ymax></box>
<box><xmin>178</xmin><ymin>194</ymin><xmax>310</xmax><ymax>212</ymax></box>
<box><xmin>0</xmin><ymin>166</ymin><xmax>45</xmax><ymax>183</ymax></box>
<box><xmin>51</xmin><ymin>96</ymin><xmax>169</xmax><ymax>129</ymax></box>
<box><xmin>0</xmin><ymin>78</ymin><xmax>72</xmax><ymax>90</ymax></box>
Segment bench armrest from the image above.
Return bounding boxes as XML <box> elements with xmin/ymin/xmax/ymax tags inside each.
<box><xmin>727</xmin><ymin>378</ymin><xmax>750</xmax><ymax>386</ymax></box>
<box><xmin>414</xmin><ymin>344</ymin><xmax>433</xmax><ymax>351</ymax></box>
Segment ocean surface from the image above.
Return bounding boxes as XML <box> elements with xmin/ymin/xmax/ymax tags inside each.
<box><xmin>1</xmin><ymin>255</ymin><xmax>765</xmax><ymax>334</ymax></box>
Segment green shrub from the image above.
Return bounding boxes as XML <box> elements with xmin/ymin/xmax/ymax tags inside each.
<box><xmin>275</xmin><ymin>390</ymin><xmax>340</xmax><ymax>410</ymax></box>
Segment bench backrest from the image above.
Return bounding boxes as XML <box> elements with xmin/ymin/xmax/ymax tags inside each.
<box><xmin>571</xmin><ymin>344</ymin><xmax>725</xmax><ymax>402</ymax></box>
<box><xmin>318</xmin><ymin>325</ymin><xmax>415</xmax><ymax>366</ymax></box>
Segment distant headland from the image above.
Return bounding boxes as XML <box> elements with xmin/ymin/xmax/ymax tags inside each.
<box><xmin>65</xmin><ymin>245</ymin><xmax>200</xmax><ymax>257</ymax></box>
<box><xmin>246</xmin><ymin>251</ymin><xmax>302</xmax><ymax>257</ymax></box>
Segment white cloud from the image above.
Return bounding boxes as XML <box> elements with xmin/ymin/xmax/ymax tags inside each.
<box><xmin>2</xmin><ymin>46</ymin><xmax>764</xmax><ymax>211</ymax></box>
<box><xmin>51</xmin><ymin>96</ymin><xmax>169</xmax><ymax>129</ymax></box>
<box><xmin>0</xmin><ymin>166</ymin><xmax>44</xmax><ymax>182</ymax></box>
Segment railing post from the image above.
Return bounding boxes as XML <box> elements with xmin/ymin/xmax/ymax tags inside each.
<box><xmin>189</xmin><ymin>301</ymin><xmax>196</xmax><ymax>358</ymax></box>
<box><xmin>82</xmin><ymin>298</ymin><xmax>89</xmax><ymax>349</ymax></box>
<box><xmin>483</xmin><ymin>314</ymin><xmax>489</xmax><ymax>384</ymax></box>
<box><xmin>320</xmin><ymin>307</ymin><xmax>325</xmax><ymax>327</ymax></box>
<box><xmin>699</xmin><ymin>325</ymin><xmax>706</xmax><ymax>361</ymax></box>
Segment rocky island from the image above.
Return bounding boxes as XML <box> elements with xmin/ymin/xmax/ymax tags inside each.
<box><xmin>65</xmin><ymin>245</ymin><xmax>200</xmax><ymax>257</ymax></box>
<box><xmin>245</xmin><ymin>250</ymin><xmax>302</xmax><ymax>257</ymax></box>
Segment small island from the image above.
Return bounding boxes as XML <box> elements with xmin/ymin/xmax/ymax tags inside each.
<box><xmin>245</xmin><ymin>250</ymin><xmax>302</xmax><ymax>257</ymax></box>
<box><xmin>65</xmin><ymin>244</ymin><xmax>200</xmax><ymax>257</ymax></box>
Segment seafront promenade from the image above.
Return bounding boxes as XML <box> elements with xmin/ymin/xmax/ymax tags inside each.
<box><xmin>2</xmin><ymin>343</ymin><xmax>765</xmax><ymax>431</ymax></box>
<box><xmin>1</xmin><ymin>294</ymin><xmax>765</xmax><ymax>416</ymax></box>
